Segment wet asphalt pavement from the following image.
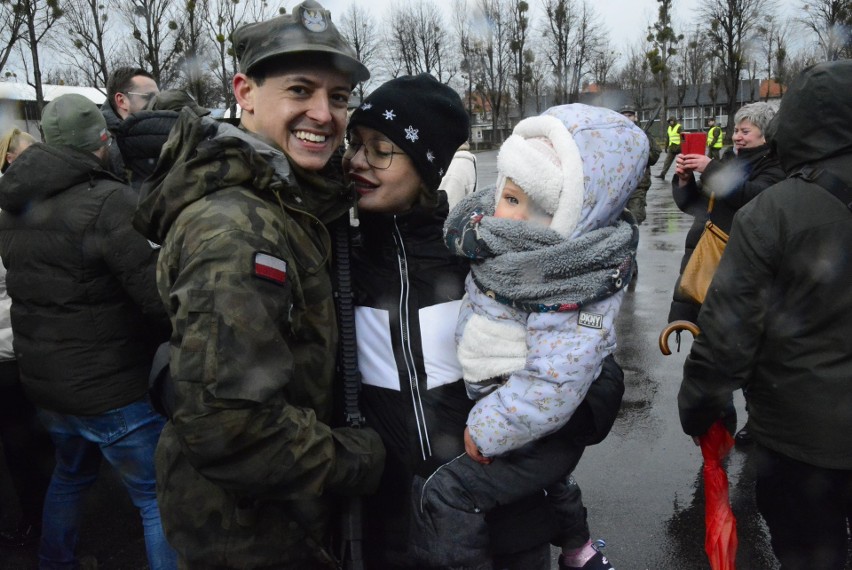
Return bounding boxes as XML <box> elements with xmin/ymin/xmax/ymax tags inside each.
<box><xmin>0</xmin><ymin>149</ymin><xmax>848</xmax><ymax>569</ymax></box>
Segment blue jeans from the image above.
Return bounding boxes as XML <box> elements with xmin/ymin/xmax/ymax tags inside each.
<box><xmin>37</xmin><ymin>398</ymin><xmax>177</xmax><ymax>570</ymax></box>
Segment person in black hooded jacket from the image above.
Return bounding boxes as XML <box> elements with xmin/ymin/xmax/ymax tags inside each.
<box><xmin>114</xmin><ymin>89</ymin><xmax>210</xmax><ymax>189</ymax></box>
<box><xmin>678</xmin><ymin>59</ymin><xmax>852</xmax><ymax>570</ymax></box>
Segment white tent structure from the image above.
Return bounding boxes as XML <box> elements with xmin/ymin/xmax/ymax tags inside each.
<box><xmin>0</xmin><ymin>83</ymin><xmax>107</xmax><ymax>137</ymax></box>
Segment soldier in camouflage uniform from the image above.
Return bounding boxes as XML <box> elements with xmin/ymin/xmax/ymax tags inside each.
<box><xmin>132</xmin><ymin>1</ymin><xmax>386</xmax><ymax>568</ymax></box>
<box><xmin>620</xmin><ymin>107</ymin><xmax>660</xmax><ymax>225</ymax></box>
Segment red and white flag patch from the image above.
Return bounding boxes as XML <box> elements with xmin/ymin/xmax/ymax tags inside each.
<box><xmin>253</xmin><ymin>252</ymin><xmax>288</xmax><ymax>285</ymax></box>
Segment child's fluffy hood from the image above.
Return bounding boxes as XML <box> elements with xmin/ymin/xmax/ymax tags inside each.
<box><xmin>497</xmin><ymin>104</ymin><xmax>649</xmax><ymax>238</ymax></box>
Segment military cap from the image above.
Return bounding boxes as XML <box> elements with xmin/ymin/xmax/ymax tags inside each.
<box><xmin>233</xmin><ymin>0</ymin><xmax>369</xmax><ymax>83</ymax></box>
<box><xmin>619</xmin><ymin>106</ymin><xmax>636</xmax><ymax>116</ymax></box>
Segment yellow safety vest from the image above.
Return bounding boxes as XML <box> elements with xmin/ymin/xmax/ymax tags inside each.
<box><xmin>707</xmin><ymin>125</ymin><xmax>723</xmax><ymax>149</ymax></box>
<box><xmin>667</xmin><ymin>124</ymin><xmax>682</xmax><ymax>146</ymax></box>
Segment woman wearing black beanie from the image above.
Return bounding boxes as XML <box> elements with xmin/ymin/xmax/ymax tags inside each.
<box><xmin>345</xmin><ymin>74</ymin><xmax>558</xmax><ymax>568</ymax></box>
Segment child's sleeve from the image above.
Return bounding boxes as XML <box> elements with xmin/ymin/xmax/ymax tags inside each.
<box><xmin>466</xmin><ymin>291</ymin><xmax>624</xmax><ymax>457</ymax></box>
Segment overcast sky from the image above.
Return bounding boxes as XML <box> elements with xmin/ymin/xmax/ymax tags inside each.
<box><xmin>318</xmin><ymin>0</ymin><xmax>799</xmax><ymax>51</ymax></box>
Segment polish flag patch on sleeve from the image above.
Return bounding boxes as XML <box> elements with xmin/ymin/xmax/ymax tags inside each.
<box><xmin>253</xmin><ymin>252</ymin><xmax>288</xmax><ymax>285</ymax></box>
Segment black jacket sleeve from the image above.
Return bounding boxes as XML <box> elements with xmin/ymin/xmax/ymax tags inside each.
<box><xmin>678</xmin><ymin>200</ymin><xmax>777</xmax><ymax>435</ymax></box>
<box><xmin>97</xmin><ymin>183</ymin><xmax>169</xmax><ymax>330</ymax></box>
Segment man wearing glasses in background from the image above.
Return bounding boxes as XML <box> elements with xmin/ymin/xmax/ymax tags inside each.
<box><xmin>100</xmin><ymin>67</ymin><xmax>160</xmax><ymax>181</ymax></box>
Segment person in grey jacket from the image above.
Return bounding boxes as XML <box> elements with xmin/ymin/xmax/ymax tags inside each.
<box><xmin>678</xmin><ymin>59</ymin><xmax>852</xmax><ymax>569</ymax></box>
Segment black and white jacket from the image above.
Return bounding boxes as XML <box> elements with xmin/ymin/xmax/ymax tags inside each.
<box><xmin>353</xmin><ymin>198</ymin><xmax>472</xmax><ymax>476</ymax></box>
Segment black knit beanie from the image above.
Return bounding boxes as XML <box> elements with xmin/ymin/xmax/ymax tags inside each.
<box><xmin>347</xmin><ymin>73</ymin><xmax>470</xmax><ymax>194</ymax></box>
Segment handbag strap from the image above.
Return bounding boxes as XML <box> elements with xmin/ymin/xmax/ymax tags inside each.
<box><xmin>793</xmin><ymin>166</ymin><xmax>852</xmax><ymax>213</ymax></box>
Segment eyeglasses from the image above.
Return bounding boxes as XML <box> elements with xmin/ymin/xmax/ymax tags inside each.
<box><xmin>343</xmin><ymin>139</ymin><xmax>406</xmax><ymax>170</ymax></box>
<box><xmin>124</xmin><ymin>91</ymin><xmax>158</xmax><ymax>103</ymax></box>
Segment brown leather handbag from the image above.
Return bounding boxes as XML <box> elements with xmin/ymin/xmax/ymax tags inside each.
<box><xmin>677</xmin><ymin>194</ymin><xmax>729</xmax><ymax>305</ymax></box>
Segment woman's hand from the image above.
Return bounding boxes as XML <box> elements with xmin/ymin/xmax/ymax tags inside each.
<box><xmin>679</xmin><ymin>153</ymin><xmax>712</xmax><ymax>174</ymax></box>
<box><xmin>464</xmin><ymin>427</ymin><xmax>492</xmax><ymax>465</ymax></box>
<box><xmin>675</xmin><ymin>153</ymin><xmax>710</xmax><ymax>185</ymax></box>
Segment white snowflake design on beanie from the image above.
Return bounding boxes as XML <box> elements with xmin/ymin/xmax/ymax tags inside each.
<box><xmin>405</xmin><ymin>125</ymin><xmax>419</xmax><ymax>142</ymax></box>
<box><xmin>360</xmin><ymin>102</ymin><xmax>372</xmax><ymax>111</ymax></box>
<box><xmin>383</xmin><ymin>109</ymin><xmax>395</xmax><ymax>120</ymax></box>
<box><xmin>427</xmin><ymin>150</ymin><xmax>435</xmax><ymax>162</ymax></box>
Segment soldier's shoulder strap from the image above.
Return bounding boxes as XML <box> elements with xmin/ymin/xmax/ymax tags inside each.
<box><xmin>793</xmin><ymin>166</ymin><xmax>852</xmax><ymax>213</ymax></box>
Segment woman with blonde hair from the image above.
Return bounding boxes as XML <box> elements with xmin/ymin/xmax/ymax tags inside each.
<box><xmin>0</xmin><ymin>128</ymin><xmax>37</xmax><ymax>173</ymax></box>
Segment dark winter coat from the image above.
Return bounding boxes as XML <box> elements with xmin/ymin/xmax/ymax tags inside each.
<box><xmin>100</xmin><ymin>101</ymin><xmax>128</xmax><ymax>181</ymax></box>
<box><xmin>115</xmin><ymin>110</ymin><xmax>180</xmax><ymax>189</ymax></box>
<box><xmin>352</xmin><ymin>199</ymin><xmax>475</xmax><ymax>562</ymax></box>
<box><xmin>0</xmin><ymin>143</ymin><xmax>168</xmax><ymax>415</ymax></box>
<box><xmin>115</xmin><ymin>90</ymin><xmax>210</xmax><ymax>189</ymax></box>
<box><xmin>678</xmin><ymin>60</ymin><xmax>852</xmax><ymax>469</ymax></box>
<box><xmin>668</xmin><ymin>143</ymin><xmax>785</xmax><ymax>322</ymax></box>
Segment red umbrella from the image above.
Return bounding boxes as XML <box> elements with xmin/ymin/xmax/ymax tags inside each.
<box><xmin>699</xmin><ymin>420</ymin><xmax>738</xmax><ymax>570</ymax></box>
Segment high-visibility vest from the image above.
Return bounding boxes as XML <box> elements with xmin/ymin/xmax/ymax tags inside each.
<box><xmin>667</xmin><ymin>123</ymin><xmax>682</xmax><ymax>146</ymax></box>
<box><xmin>707</xmin><ymin>125</ymin><xmax>723</xmax><ymax>149</ymax></box>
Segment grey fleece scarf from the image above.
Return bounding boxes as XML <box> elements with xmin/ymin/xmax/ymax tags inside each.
<box><xmin>444</xmin><ymin>189</ymin><xmax>637</xmax><ymax>311</ymax></box>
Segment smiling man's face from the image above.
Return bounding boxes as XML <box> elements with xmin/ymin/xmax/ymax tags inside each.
<box><xmin>235</xmin><ymin>65</ymin><xmax>352</xmax><ymax>172</ymax></box>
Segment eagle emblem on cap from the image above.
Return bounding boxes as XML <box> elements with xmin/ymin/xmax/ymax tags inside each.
<box><xmin>301</xmin><ymin>7</ymin><xmax>328</xmax><ymax>32</ymax></box>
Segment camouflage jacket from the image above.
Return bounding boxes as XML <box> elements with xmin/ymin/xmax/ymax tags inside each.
<box><xmin>134</xmin><ymin>110</ymin><xmax>385</xmax><ymax>568</ymax></box>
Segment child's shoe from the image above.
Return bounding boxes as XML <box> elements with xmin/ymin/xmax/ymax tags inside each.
<box><xmin>558</xmin><ymin>539</ymin><xmax>614</xmax><ymax>570</ymax></box>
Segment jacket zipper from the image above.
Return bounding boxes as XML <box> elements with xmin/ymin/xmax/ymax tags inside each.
<box><xmin>392</xmin><ymin>218</ymin><xmax>432</xmax><ymax>461</ymax></box>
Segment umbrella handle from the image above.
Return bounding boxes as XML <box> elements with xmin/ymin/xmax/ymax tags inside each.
<box><xmin>659</xmin><ymin>320</ymin><xmax>701</xmax><ymax>355</ymax></box>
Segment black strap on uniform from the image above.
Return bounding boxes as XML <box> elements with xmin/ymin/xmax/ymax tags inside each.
<box><xmin>332</xmin><ymin>218</ymin><xmax>365</xmax><ymax>570</ymax></box>
<box><xmin>333</xmin><ymin>219</ymin><xmax>365</xmax><ymax>430</ymax></box>
<box><xmin>794</xmin><ymin>166</ymin><xmax>852</xmax><ymax>213</ymax></box>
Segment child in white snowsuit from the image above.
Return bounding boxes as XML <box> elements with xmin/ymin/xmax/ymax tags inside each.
<box><xmin>411</xmin><ymin>104</ymin><xmax>649</xmax><ymax>570</ymax></box>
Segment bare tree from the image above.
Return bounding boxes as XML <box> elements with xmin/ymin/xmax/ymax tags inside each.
<box><xmin>508</xmin><ymin>0</ymin><xmax>530</xmax><ymax>120</ymax></box>
<box><xmin>566</xmin><ymin>1</ymin><xmax>602</xmax><ymax>101</ymax></box>
<box><xmin>590</xmin><ymin>40</ymin><xmax>617</xmax><ymax>90</ymax></box>
<box><xmin>754</xmin><ymin>14</ymin><xmax>792</xmax><ymax>98</ymax></box>
<box><xmin>527</xmin><ymin>44</ymin><xmax>550</xmax><ymax>113</ymax></box>
<box><xmin>17</xmin><ymin>0</ymin><xmax>64</xmax><ymax>111</ymax></box>
<box><xmin>799</xmin><ymin>0</ymin><xmax>852</xmax><ymax>60</ymax></box>
<box><xmin>703</xmin><ymin>0</ymin><xmax>769</xmax><ymax>140</ymax></box>
<box><xmin>120</xmin><ymin>0</ymin><xmax>182</xmax><ymax>86</ymax></box>
<box><xmin>616</xmin><ymin>42</ymin><xmax>655</xmax><ymax>113</ymax></box>
<box><xmin>678</xmin><ymin>27</ymin><xmax>709</xmax><ymax>111</ymax></box>
<box><xmin>475</xmin><ymin>0</ymin><xmax>512</xmax><ymax>135</ymax></box>
<box><xmin>769</xmin><ymin>21</ymin><xmax>796</xmax><ymax>90</ymax></box>
<box><xmin>384</xmin><ymin>1</ymin><xmax>453</xmax><ymax>82</ymax></box>
<box><xmin>452</xmin><ymin>0</ymin><xmax>478</xmax><ymax>134</ymax></box>
<box><xmin>0</xmin><ymin>0</ymin><xmax>26</xmax><ymax>76</ymax></box>
<box><xmin>541</xmin><ymin>0</ymin><xmax>578</xmax><ymax>104</ymax></box>
<box><xmin>242</xmin><ymin>0</ymin><xmax>281</xmax><ymax>22</ymax></box>
<box><xmin>339</xmin><ymin>4</ymin><xmax>380</xmax><ymax>102</ymax></box>
<box><xmin>171</xmin><ymin>0</ymin><xmax>213</xmax><ymax>103</ymax></box>
<box><xmin>645</xmin><ymin>0</ymin><xmax>682</xmax><ymax>123</ymax></box>
<box><xmin>59</xmin><ymin>0</ymin><xmax>112</xmax><ymax>89</ymax></box>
